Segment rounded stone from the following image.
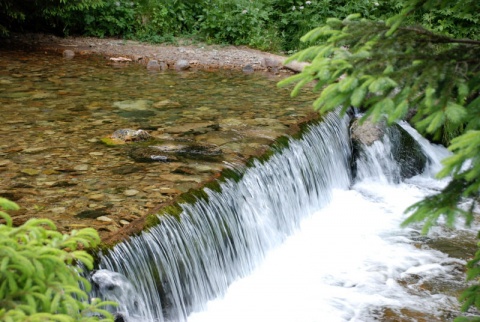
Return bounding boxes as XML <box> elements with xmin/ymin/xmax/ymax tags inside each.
<box><xmin>88</xmin><ymin>193</ymin><xmax>104</xmax><ymax>201</ymax></box>
<box><xmin>175</xmin><ymin>59</ymin><xmax>190</xmax><ymax>71</ymax></box>
<box><xmin>63</xmin><ymin>50</ymin><xmax>75</xmax><ymax>59</ymax></box>
<box><xmin>147</xmin><ymin>60</ymin><xmax>160</xmax><ymax>71</ymax></box>
<box><xmin>96</xmin><ymin>216</ymin><xmax>113</xmax><ymax>222</ymax></box>
<box><xmin>242</xmin><ymin>64</ymin><xmax>254</xmax><ymax>74</ymax></box>
<box><xmin>124</xmin><ymin>189</ymin><xmax>139</xmax><ymax>196</ymax></box>
<box><xmin>74</xmin><ymin>164</ymin><xmax>89</xmax><ymax>171</ymax></box>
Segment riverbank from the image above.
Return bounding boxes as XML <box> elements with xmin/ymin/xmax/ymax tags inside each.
<box><xmin>3</xmin><ymin>33</ymin><xmax>308</xmax><ymax>73</ymax></box>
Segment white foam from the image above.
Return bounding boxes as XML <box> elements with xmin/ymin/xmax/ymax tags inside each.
<box><xmin>188</xmin><ymin>179</ymin><xmax>467</xmax><ymax>322</ymax></box>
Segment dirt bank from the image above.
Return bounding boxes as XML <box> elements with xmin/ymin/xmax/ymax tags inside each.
<box><xmin>4</xmin><ymin>33</ymin><xmax>307</xmax><ymax>73</ymax></box>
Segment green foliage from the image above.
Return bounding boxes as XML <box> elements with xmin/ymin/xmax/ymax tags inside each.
<box><xmin>196</xmin><ymin>0</ymin><xmax>280</xmax><ymax>50</ymax></box>
<box><xmin>83</xmin><ymin>0</ymin><xmax>136</xmax><ymax>38</ymax></box>
<box><xmin>278</xmin><ymin>0</ymin><xmax>480</xmax><ymax>317</ymax></box>
<box><xmin>0</xmin><ymin>198</ymin><xmax>115</xmax><ymax>322</ymax></box>
<box><xmin>270</xmin><ymin>0</ymin><xmax>395</xmax><ymax>52</ymax></box>
<box><xmin>2</xmin><ymin>0</ymin><xmax>477</xmax><ymax>52</ymax></box>
<box><xmin>0</xmin><ymin>0</ymin><xmax>104</xmax><ymax>35</ymax></box>
<box><xmin>135</xmin><ymin>0</ymin><xmax>203</xmax><ymax>39</ymax></box>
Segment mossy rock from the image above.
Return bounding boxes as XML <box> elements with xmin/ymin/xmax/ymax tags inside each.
<box><xmin>389</xmin><ymin>123</ymin><xmax>427</xmax><ymax>179</ymax></box>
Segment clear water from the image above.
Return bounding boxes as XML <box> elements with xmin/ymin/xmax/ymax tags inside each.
<box><xmin>0</xmin><ymin>49</ymin><xmax>316</xmax><ymax>236</ymax></box>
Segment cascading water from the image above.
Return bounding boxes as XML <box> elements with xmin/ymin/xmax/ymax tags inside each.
<box><xmin>93</xmin><ymin>112</ymin><xmax>477</xmax><ymax>321</ymax></box>
<box><xmin>94</xmin><ymin>110</ymin><xmax>352</xmax><ymax>321</ymax></box>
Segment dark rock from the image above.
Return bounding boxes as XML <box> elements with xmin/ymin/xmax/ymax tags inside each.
<box><xmin>75</xmin><ymin>208</ymin><xmax>110</xmax><ymax>219</ymax></box>
<box><xmin>389</xmin><ymin>124</ymin><xmax>427</xmax><ymax>179</ymax></box>
<box><xmin>10</xmin><ymin>183</ymin><xmax>35</xmax><ymax>189</ymax></box>
<box><xmin>51</xmin><ymin>181</ymin><xmax>78</xmax><ymax>187</ymax></box>
<box><xmin>111</xmin><ymin>165</ymin><xmax>144</xmax><ymax>175</ymax></box>
<box><xmin>128</xmin><ymin>146</ymin><xmax>178</xmax><ymax>163</ymax></box>
<box><xmin>0</xmin><ymin>192</ymin><xmax>22</xmax><ymax>201</ymax></box>
<box><xmin>129</xmin><ymin>142</ymin><xmax>223</xmax><ymax>163</ymax></box>
<box><xmin>114</xmin><ymin>313</ymin><xmax>126</xmax><ymax>322</ymax></box>
<box><xmin>242</xmin><ymin>64</ymin><xmax>254</xmax><ymax>74</ymax></box>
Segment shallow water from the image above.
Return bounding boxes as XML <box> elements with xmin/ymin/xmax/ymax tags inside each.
<box><xmin>0</xmin><ymin>49</ymin><xmax>315</xmax><ymax>236</ymax></box>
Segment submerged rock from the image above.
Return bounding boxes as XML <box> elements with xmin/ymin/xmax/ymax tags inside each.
<box><xmin>113</xmin><ymin>99</ymin><xmax>153</xmax><ymax>111</ymax></box>
<box><xmin>128</xmin><ymin>146</ymin><xmax>178</xmax><ymax>163</ymax></box>
<box><xmin>129</xmin><ymin>142</ymin><xmax>222</xmax><ymax>163</ymax></box>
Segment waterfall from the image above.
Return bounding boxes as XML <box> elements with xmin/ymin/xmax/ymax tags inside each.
<box><xmin>94</xmin><ymin>110</ymin><xmax>353</xmax><ymax>321</ymax></box>
<box><xmin>92</xmin><ymin>113</ymin><xmax>472</xmax><ymax>322</ymax></box>
<box><xmin>185</xmin><ymin>122</ymin><xmax>472</xmax><ymax>322</ymax></box>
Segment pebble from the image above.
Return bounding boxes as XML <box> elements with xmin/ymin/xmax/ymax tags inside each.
<box><xmin>23</xmin><ymin>147</ymin><xmax>48</xmax><ymax>153</ymax></box>
<box><xmin>74</xmin><ymin>164</ymin><xmax>89</xmax><ymax>171</ymax></box>
<box><xmin>124</xmin><ymin>189</ymin><xmax>139</xmax><ymax>196</ymax></box>
<box><xmin>119</xmin><ymin>220</ymin><xmax>130</xmax><ymax>226</ymax></box>
<box><xmin>21</xmin><ymin>168</ymin><xmax>40</xmax><ymax>176</ymax></box>
<box><xmin>51</xmin><ymin>207</ymin><xmax>66</xmax><ymax>214</ymax></box>
<box><xmin>88</xmin><ymin>193</ymin><xmax>104</xmax><ymax>201</ymax></box>
<box><xmin>96</xmin><ymin>216</ymin><xmax>113</xmax><ymax>222</ymax></box>
<box><xmin>0</xmin><ymin>160</ymin><xmax>12</xmax><ymax>167</ymax></box>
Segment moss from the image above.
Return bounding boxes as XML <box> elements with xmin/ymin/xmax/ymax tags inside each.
<box><xmin>203</xmin><ymin>179</ymin><xmax>222</xmax><ymax>194</ymax></box>
<box><xmin>99</xmin><ymin>137</ymin><xmax>123</xmax><ymax>146</ymax></box>
<box><xmin>144</xmin><ymin>213</ymin><xmax>162</xmax><ymax>228</ymax></box>
<box><xmin>155</xmin><ymin>204</ymin><xmax>183</xmax><ymax>221</ymax></box>
<box><xmin>178</xmin><ymin>188</ymin><xmax>209</xmax><ymax>204</ymax></box>
<box><xmin>216</xmin><ymin>168</ymin><xmax>243</xmax><ymax>183</ymax></box>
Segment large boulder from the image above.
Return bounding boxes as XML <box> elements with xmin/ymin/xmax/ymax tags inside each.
<box><xmin>91</xmin><ymin>269</ymin><xmax>141</xmax><ymax>320</ymax></box>
<box><xmin>350</xmin><ymin>117</ymin><xmax>427</xmax><ymax>180</ymax></box>
<box><xmin>389</xmin><ymin>123</ymin><xmax>428</xmax><ymax>179</ymax></box>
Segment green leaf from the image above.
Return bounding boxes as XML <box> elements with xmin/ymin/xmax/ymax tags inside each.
<box><xmin>338</xmin><ymin>76</ymin><xmax>358</xmax><ymax>93</ymax></box>
<box><xmin>445</xmin><ymin>101</ymin><xmax>467</xmax><ymax>124</ymax></box>
<box><xmin>0</xmin><ymin>198</ymin><xmax>19</xmax><ymax>211</ymax></box>
<box><xmin>368</xmin><ymin>77</ymin><xmax>397</xmax><ymax>93</ymax></box>
<box><xmin>350</xmin><ymin>86</ymin><xmax>367</xmax><ymax>107</ymax></box>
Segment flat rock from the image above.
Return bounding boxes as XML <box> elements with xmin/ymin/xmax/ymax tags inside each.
<box><xmin>124</xmin><ymin>189</ymin><xmax>139</xmax><ymax>196</ymax></box>
<box><xmin>97</xmin><ymin>216</ymin><xmax>113</xmax><ymax>222</ymax></box>
<box><xmin>113</xmin><ymin>99</ymin><xmax>153</xmax><ymax>111</ymax></box>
